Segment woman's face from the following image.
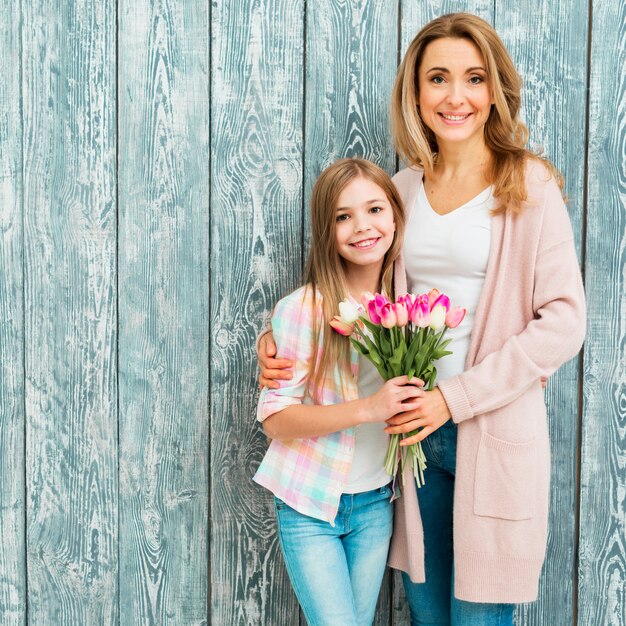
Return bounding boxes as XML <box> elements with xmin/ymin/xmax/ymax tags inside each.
<box><xmin>417</xmin><ymin>37</ymin><xmax>493</xmax><ymax>150</ymax></box>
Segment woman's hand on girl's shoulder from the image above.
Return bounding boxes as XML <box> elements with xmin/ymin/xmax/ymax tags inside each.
<box><xmin>258</xmin><ymin>331</ymin><xmax>293</xmax><ymax>389</ymax></box>
<box><xmin>364</xmin><ymin>376</ymin><xmax>425</xmax><ymax>424</ymax></box>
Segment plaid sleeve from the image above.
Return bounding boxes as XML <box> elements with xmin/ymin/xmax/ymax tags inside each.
<box><xmin>257</xmin><ymin>287</ymin><xmax>317</xmax><ymax>422</ymax></box>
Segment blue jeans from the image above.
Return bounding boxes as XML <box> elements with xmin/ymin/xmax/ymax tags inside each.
<box><xmin>402</xmin><ymin>421</ymin><xmax>515</xmax><ymax>626</ymax></box>
<box><xmin>275</xmin><ymin>484</ymin><xmax>393</xmax><ymax>626</ymax></box>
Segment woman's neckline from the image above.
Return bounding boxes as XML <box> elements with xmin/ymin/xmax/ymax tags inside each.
<box><xmin>419</xmin><ymin>181</ymin><xmax>493</xmax><ymax>218</ymax></box>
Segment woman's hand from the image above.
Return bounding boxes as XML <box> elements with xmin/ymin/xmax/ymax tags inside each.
<box><xmin>384</xmin><ymin>387</ymin><xmax>451</xmax><ymax>444</ymax></box>
<box><xmin>258</xmin><ymin>332</ymin><xmax>293</xmax><ymax>389</ymax></box>
<box><xmin>365</xmin><ymin>376</ymin><xmax>425</xmax><ymax>423</ymax></box>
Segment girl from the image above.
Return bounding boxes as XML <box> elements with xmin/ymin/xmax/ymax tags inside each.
<box><xmin>254</xmin><ymin>158</ymin><xmax>423</xmax><ymax>626</ymax></box>
<box><xmin>259</xmin><ymin>13</ymin><xmax>586</xmax><ymax>626</ymax></box>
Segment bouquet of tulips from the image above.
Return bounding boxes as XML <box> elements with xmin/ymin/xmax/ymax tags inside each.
<box><xmin>330</xmin><ymin>290</ymin><xmax>465</xmax><ymax>487</ymax></box>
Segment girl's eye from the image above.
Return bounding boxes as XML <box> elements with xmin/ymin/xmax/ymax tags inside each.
<box><xmin>369</xmin><ymin>206</ymin><xmax>383</xmax><ymax>214</ymax></box>
<box><xmin>336</xmin><ymin>214</ymin><xmax>349</xmax><ymax>222</ymax></box>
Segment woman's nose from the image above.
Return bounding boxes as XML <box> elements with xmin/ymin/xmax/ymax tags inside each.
<box><xmin>446</xmin><ymin>82</ymin><xmax>465</xmax><ymax>106</ymax></box>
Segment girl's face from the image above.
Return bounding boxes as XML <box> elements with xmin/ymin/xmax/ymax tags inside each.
<box><xmin>417</xmin><ymin>37</ymin><xmax>493</xmax><ymax>149</ymax></box>
<box><xmin>334</xmin><ymin>176</ymin><xmax>396</xmax><ymax>273</ymax></box>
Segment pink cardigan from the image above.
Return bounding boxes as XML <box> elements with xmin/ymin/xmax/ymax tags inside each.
<box><xmin>388</xmin><ymin>162</ymin><xmax>586</xmax><ymax>603</ymax></box>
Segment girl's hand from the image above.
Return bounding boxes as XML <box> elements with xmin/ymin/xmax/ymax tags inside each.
<box><xmin>258</xmin><ymin>331</ymin><xmax>293</xmax><ymax>389</ymax></box>
<box><xmin>384</xmin><ymin>387</ymin><xmax>451</xmax><ymax>444</ymax></box>
<box><xmin>365</xmin><ymin>376</ymin><xmax>425</xmax><ymax>423</ymax></box>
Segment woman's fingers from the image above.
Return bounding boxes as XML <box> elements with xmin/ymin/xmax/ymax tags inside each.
<box><xmin>399</xmin><ymin>426</ymin><xmax>433</xmax><ymax>446</ymax></box>
<box><xmin>259</xmin><ymin>367</ymin><xmax>293</xmax><ymax>389</ymax></box>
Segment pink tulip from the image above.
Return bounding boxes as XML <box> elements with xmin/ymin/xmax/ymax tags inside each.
<box><xmin>410</xmin><ymin>294</ymin><xmax>430</xmax><ymax>328</ymax></box>
<box><xmin>431</xmin><ymin>293</ymin><xmax>450</xmax><ymax>312</ymax></box>
<box><xmin>394</xmin><ymin>302</ymin><xmax>409</xmax><ymax>327</ymax></box>
<box><xmin>361</xmin><ymin>291</ymin><xmax>376</xmax><ymax>309</ymax></box>
<box><xmin>380</xmin><ymin>303</ymin><xmax>397</xmax><ymax>328</ymax></box>
<box><xmin>445</xmin><ymin>306</ymin><xmax>466</xmax><ymax>329</ymax></box>
<box><xmin>330</xmin><ymin>316</ymin><xmax>354</xmax><ymax>336</ymax></box>
<box><xmin>367</xmin><ymin>299</ymin><xmax>382</xmax><ymax>324</ymax></box>
<box><xmin>397</xmin><ymin>293</ymin><xmax>413</xmax><ymax>311</ymax></box>
<box><xmin>427</xmin><ymin>289</ymin><xmax>440</xmax><ymax>309</ymax></box>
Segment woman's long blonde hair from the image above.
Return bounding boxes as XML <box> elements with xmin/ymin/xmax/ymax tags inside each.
<box><xmin>303</xmin><ymin>158</ymin><xmax>405</xmax><ymax>399</ymax></box>
<box><xmin>391</xmin><ymin>12</ymin><xmax>563</xmax><ymax>213</ymax></box>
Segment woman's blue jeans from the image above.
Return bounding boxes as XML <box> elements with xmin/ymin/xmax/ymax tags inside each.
<box><xmin>275</xmin><ymin>484</ymin><xmax>393</xmax><ymax>626</ymax></box>
<box><xmin>402</xmin><ymin>421</ymin><xmax>515</xmax><ymax>626</ymax></box>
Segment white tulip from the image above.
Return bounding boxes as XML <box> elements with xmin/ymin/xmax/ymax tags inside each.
<box><xmin>429</xmin><ymin>304</ymin><xmax>446</xmax><ymax>330</ymax></box>
<box><xmin>338</xmin><ymin>299</ymin><xmax>360</xmax><ymax>323</ymax></box>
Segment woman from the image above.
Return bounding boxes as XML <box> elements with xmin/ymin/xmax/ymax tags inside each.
<box><xmin>259</xmin><ymin>13</ymin><xmax>585</xmax><ymax>625</ymax></box>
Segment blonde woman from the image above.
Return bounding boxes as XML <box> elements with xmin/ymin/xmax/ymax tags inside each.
<box><xmin>259</xmin><ymin>14</ymin><xmax>585</xmax><ymax>625</ymax></box>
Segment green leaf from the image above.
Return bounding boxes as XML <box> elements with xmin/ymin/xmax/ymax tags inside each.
<box><xmin>359</xmin><ymin>316</ymin><xmax>381</xmax><ymax>337</ymax></box>
<box><xmin>349</xmin><ymin>338</ymin><xmax>370</xmax><ymax>356</ymax></box>
<box><xmin>388</xmin><ymin>342</ymin><xmax>407</xmax><ymax>377</ymax></box>
<box><xmin>379</xmin><ymin>334</ymin><xmax>392</xmax><ymax>358</ymax></box>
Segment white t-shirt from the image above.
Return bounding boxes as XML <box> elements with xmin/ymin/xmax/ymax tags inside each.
<box><xmin>403</xmin><ymin>182</ymin><xmax>493</xmax><ymax>381</ymax></box>
<box><xmin>343</xmin><ymin>355</ymin><xmax>391</xmax><ymax>493</ymax></box>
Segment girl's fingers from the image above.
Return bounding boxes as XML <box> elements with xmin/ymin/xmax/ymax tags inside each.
<box><xmin>407</xmin><ymin>377</ymin><xmax>425</xmax><ymax>387</ymax></box>
<box><xmin>400</xmin><ymin>387</ymin><xmax>426</xmax><ymax>400</ymax></box>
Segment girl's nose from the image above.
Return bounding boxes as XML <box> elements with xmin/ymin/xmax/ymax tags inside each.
<box><xmin>353</xmin><ymin>218</ymin><xmax>371</xmax><ymax>233</ymax></box>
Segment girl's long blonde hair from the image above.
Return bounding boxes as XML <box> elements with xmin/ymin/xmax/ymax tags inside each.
<box><xmin>391</xmin><ymin>12</ymin><xmax>563</xmax><ymax>214</ymax></box>
<box><xmin>303</xmin><ymin>158</ymin><xmax>405</xmax><ymax>399</ymax></box>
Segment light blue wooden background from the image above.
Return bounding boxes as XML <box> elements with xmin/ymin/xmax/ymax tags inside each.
<box><xmin>0</xmin><ymin>0</ymin><xmax>623</xmax><ymax>624</ymax></box>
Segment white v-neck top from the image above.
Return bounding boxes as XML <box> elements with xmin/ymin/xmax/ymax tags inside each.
<box><xmin>403</xmin><ymin>182</ymin><xmax>493</xmax><ymax>381</ymax></box>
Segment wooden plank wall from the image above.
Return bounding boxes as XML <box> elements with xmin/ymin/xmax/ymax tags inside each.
<box><xmin>0</xmin><ymin>0</ymin><xmax>624</xmax><ymax>624</ymax></box>
<box><xmin>22</xmin><ymin>2</ymin><xmax>118</xmax><ymax>624</ymax></box>
<box><xmin>118</xmin><ymin>1</ymin><xmax>209</xmax><ymax>624</ymax></box>
<box><xmin>0</xmin><ymin>0</ymin><xmax>25</xmax><ymax>623</ymax></box>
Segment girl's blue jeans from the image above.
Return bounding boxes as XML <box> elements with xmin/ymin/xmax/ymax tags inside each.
<box><xmin>274</xmin><ymin>483</ymin><xmax>393</xmax><ymax>626</ymax></box>
<box><xmin>402</xmin><ymin>420</ymin><xmax>515</xmax><ymax>626</ymax></box>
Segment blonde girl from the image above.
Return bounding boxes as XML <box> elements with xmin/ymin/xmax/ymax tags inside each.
<box><xmin>254</xmin><ymin>158</ymin><xmax>423</xmax><ymax>626</ymax></box>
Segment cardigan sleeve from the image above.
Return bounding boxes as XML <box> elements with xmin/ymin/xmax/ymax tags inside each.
<box><xmin>438</xmin><ymin>179</ymin><xmax>587</xmax><ymax>424</ymax></box>
<box><xmin>256</xmin><ymin>288</ymin><xmax>315</xmax><ymax>422</ymax></box>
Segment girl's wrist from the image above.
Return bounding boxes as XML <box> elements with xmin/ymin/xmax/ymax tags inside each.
<box><xmin>352</xmin><ymin>398</ymin><xmax>373</xmax><ymax>426</ymax></box>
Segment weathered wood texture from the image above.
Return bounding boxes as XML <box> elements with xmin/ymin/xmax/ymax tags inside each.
<box><xmin>495</xmin><ymin>2</ymin><xmax>589</xmax><ymax>624</ymax></box>
<box><xmin>21</xmin><ymin>0</ymin><xmax>118</xmax><ymax>624</ymax></box>
<box><xmin>579</xmin><ymin>0</ymin><xmax>626</xmax><ymax>623</ymax></box>
<box><xmin>117</xmin><ymin>1</ymin><xmax>210</xmax><ymax>624</ymax></box>
<box><xmin>304</xmin><ymin>2</ymin><xmax>399</xmax><ymax>622</ymax></box>
<box><xmin>210</xmin><ymin>1</ymin><xmax>304</xmax><ymax>624</ymax></box>
<box><xmin>0</xmin><ymin>0</ymin><xmax>25</xmax><ymax>624</ymax></box>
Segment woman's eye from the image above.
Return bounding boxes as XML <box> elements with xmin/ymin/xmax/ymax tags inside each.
<box><xmin>469</xmin><ymin>75</ymin><xmax>484</xmax><ymax>85</ymax></box>
<box><xmin>431</xmin><ymin>76</ymin><xmax>445</xmax><ymax>85</ymax></box>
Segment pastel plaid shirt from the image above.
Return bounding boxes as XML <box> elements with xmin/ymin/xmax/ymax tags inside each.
<box><xmin>253</xmin><ymin>285</ymin><xmax>359</xmax><ymax>524</ymax></box>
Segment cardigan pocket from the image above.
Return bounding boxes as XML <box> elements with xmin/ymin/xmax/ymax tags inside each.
<box><xmin>473</xmin><ymin>431</ymin><xmax>536</xmax><ymax>521</ymax></box>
